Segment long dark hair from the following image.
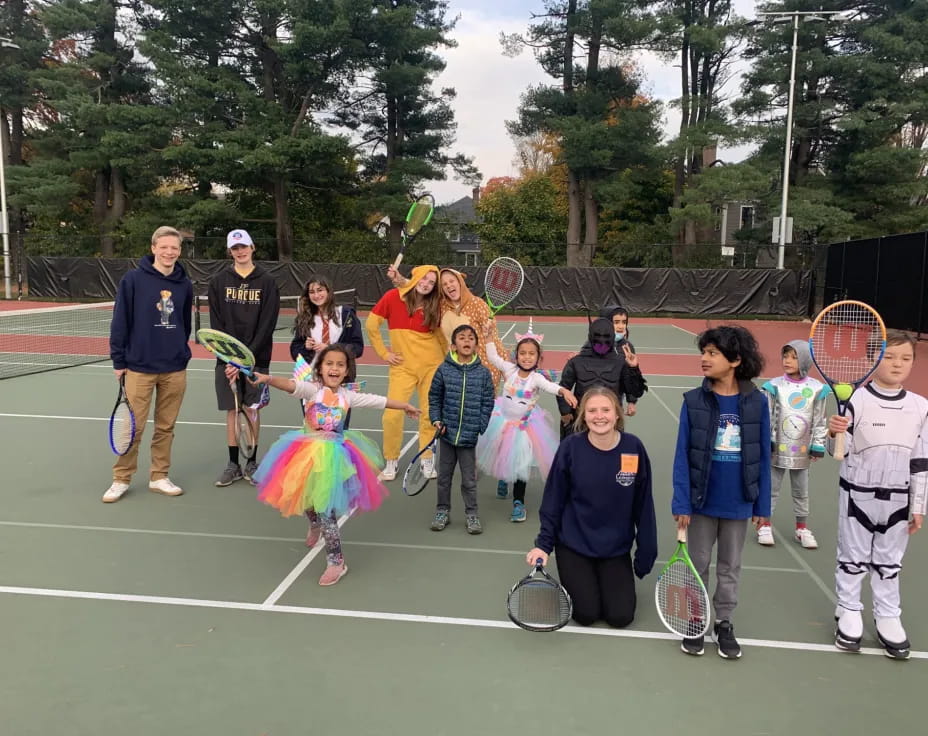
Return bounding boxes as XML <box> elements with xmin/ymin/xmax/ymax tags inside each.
<box><xmin>295</xmin><ymin>276</ymin><xmax>340</xmax><ymax>337</ymax></box>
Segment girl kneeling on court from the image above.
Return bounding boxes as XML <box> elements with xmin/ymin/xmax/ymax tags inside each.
<box><xmin>228</xmin><ymin>345</ymin><xmax>419</xmax><ymax>586</ymax></box>
<box><xmin>526</xmin><ymin>387</ymin><xmax>657</xmax><ymax>628</ymax></box>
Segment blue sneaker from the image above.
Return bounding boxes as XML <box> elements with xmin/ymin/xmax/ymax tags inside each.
<box><xmin>497</xmin><ymin>480</ymin><xmax>509</xmax><ymax>499</ymax></box>
<box><xmin>510</xmin><ymin>500</ymin><xmax>527</xmax><ymax>523</ymax></box>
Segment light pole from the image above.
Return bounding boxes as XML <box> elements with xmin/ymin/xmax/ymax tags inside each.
<box><xmin>758</xmin><ymin>11</ymin><xmax>844</xmax><ymax>270</ymax></box>
<box><xmin>1</xmin><ymin>37</ymin><xmax>21</xmax><ymax>299</ymax></box>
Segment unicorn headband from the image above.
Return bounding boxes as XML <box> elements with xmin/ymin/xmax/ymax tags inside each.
<box><xmin>514</xmin><ymin>317</ymin><xmax>544</xmax><ymax>344</ymax></box>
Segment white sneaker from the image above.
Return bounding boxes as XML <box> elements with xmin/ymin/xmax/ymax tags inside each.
<box><xmin>757</xmin><ymin>525</ymin><xmax>775</xmax><ymax>546</ymax></box>
<box><xmin>835</xmin><ymin>608</ymin><xmax>863</xmax><ymax>652</ymax></box>
<box><xmin>875</xmin><ymin>616</ymin><xmax>911</xmax><ymax>660</ymax></box>
<box><xmin>102</xmin><ymin>481</ymin><xmax>129</xmax><ymax>503</ymax></box>
<box><xmin>380</xmin><ymin>459</ymin><xmax>398</xmax><ymax>481</ymax></box>
<box><xmin>421</xmin><ymin>457</ymin><xmax>437</xmax><ymax>479</ymax></box>
<box><xmin>795</xmin><ymin>527</ymin><xmax>818</xmax><ymax>549</ymax></box>
<box><xmin>148</xmin><ymin>477</ymin><xmax>184</xmax><ymax>496</ymax></box>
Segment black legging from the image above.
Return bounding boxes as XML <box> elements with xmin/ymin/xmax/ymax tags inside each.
<box><xmin>554</xmin><ymin>544</ymin><xmax>636</xmax><ymax>628</ymax></box>
<box><xmin>513</xmin><ymin>480</ymin><xmax>527</xmax><ymax>503</ymax></box>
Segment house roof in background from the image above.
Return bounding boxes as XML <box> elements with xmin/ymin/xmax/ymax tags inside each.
<box><xmin>437</xmin><ymin>196</ymin><xmax>477</xmax><ymax>224</ymax></box>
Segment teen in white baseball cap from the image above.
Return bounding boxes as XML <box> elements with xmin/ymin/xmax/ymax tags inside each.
<box><xmin>226</xmin><ymin>229</ymin><xmax>254</xmax><ymax>249</ymax></box>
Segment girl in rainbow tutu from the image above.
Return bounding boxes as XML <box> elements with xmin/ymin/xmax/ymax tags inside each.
<box><xmin>477</xmin><ymin>320</ymin><xmax>577</xmax><ymax>523</ymax></box>
<box><xmin>229</xmin><ymin>344</ymin><xmax>419</xmax><ymax>586</ymax></box>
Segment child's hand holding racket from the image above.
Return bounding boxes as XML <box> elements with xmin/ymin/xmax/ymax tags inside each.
<box><xmin>909</xmin><ymin>514</ymin><xmax>923</xmax><ymax>535</ymax></box>
<box><xmin>828</xmin><ymin>414</ymin><xmax>850</xmax><ymax>436</ymax></box>
<box><xmin>432</xmin><ymin>420</ymin><xmax>445</xmax><ymax>435</ymax></box>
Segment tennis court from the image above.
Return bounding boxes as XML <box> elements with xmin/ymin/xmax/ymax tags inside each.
<box><xmin>0</xmin><ymin>305</ymin><xmax>925</xmax><ymax>735</ymax></box>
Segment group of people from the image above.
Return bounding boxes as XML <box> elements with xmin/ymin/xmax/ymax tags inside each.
<box><xmin>104</xmin><ymin>229</ymin><xmax>926</xmax><ymax>661</ymax></box>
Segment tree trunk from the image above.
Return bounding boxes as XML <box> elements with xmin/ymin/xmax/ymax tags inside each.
<box><xmin>566</xmin><ymin>170</ymin><xmax>583</xmax><ymax>266</ymax></box>
<box><xmin>582</xmin><ymin>178</ymin><xmax>597</xmax><ymax>267</ymax></box>
<box><xmin>274</xmin><ymin>178</ymin><xmax>293</xmax><ymax>261</ymax></box>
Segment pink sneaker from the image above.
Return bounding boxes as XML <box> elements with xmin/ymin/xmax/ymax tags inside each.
<box><xmin>305</xmin><ymin>523</ymin><xmax>322</xmax><ymax>548</ymax></box>
<box><xmin>318</xmin><ymin>563</ymin><xmax>348</xmax><ymax>587</ymax></box>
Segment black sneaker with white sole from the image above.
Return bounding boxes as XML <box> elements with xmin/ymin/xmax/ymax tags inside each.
<box><xmin>713</xmin><ymin>620</ymin><xmax>742</xmax><ymax>659</ymax></box>
<box><xmin>681</xmin><ymin>636</ymin><xmax>705</xmax><ymax>656</ymax></box>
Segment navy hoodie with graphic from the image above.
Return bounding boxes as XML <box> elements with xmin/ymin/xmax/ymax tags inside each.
<box><xmin>110</xmin><ymin>255</ymin><xmax>193</xmax><ymax>373</ymax></box>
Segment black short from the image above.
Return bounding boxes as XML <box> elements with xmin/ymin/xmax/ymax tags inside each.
<box><xmin>215</xmin><ymin>361</ymin><xmax>270</xmax><ymax>411</ymax></box>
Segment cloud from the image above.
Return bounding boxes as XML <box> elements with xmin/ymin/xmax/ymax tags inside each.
<box><xmin>432</xmin><ymin>0</ymin><xmax>761</xmax><ymax>205</ymax></box>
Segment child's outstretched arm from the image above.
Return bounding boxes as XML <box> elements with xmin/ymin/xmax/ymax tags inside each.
<box><xmin>347</xmin><ymin>389</ymin><xmax>420</xmax><ymax>418</ymax></box>
<box><xmin>228</xmin><ymin>366</ymin><xmax>298</xmax><ymax>395</ymax></box>
<box><xmin>556</xmin><ymin>359</ymin><xmax>577</xmax><ymax>421</ymax></box>
<box><xmin>533</xmin><ymin>371</ymin><xmax>577</xmax><ymax>408</ymax></box>
<box><xmin>908</xmin><ymin>413</ymin><xmax>928</xmax><ymax>534</ymax></box>
<box><xmin>483</xmin><ymin>332</ymin><xmax>511</xmax><ymax>372</ymax></box>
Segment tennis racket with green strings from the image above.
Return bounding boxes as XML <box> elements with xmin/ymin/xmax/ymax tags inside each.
<box><xmin>197</xmin><ymin>328</ymin><xmax>258</xmax><ymax>456</ymax></box>
<box><xmin>391</xmin><ymin>194</ymin><xmax>435</xmax><ymax>270</ymax></box>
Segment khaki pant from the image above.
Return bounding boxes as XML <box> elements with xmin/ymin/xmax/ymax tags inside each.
<box><xmin>112</xmin><ymin>369</ymin><xmax>187</xmax><ymax>483</ymax></box>
<box><xmin>382</xmin><ymin>363</ymin><xmax>440</xmax><ymax>460</ymax></box>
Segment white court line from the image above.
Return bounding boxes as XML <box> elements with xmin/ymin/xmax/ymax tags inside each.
<box><xmin>0</xmin><ymin>522</ymin><xmax>806</xmax><ymax>574</ymax></box>
<box><xmin>259</xmin><ymin>431</ymin><xmax>420</xmax><ymax>606</ymax></box>
<box><xmin>671</xmin><ymin>323</ymin><xmax>698</xmax><ymax>336</ymax></box>
<box><xmin>260</xmin><ymin>510</ymin><xmax>352</xmax><ymax>607</ymax></box>
<box><xmin>500</xmin><ymin>323</ymin><xmax>515</xmax><ymax>341</ymax></box>
<box><xmin>647</xmin><ymin>388</ymin><xmax>681</xmax><ymax>422</ymax></box>
<box><xmin>0</xmin><ymin>584</ymin><xmax>920</xmax><ymax>659</ymax></box>
<box><xmin>0</xmin><ymin>412</ymin><xmax>414</xmax><ymax>435</ymax></box>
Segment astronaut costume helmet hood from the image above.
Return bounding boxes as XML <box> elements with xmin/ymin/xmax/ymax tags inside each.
<box><xmin>784</xmin><ymin>339</ymin><xmax>813</xmax><ymax>379</ymax></box>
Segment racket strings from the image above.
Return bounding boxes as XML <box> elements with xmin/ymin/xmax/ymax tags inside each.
<box><xmin>509</xmin><ymin>579</ymin><xmax>571</xmax><ymax>629</ymax></box>
<box><xmin>812</xmin><ymin>303</ymin><xmax>884</xmax><ymax>384</ymax></box>
<box><xmin>656</xmin><ymin>561</ymin><xmax>708</xmax><ymax>638</ymax></box>
<box><xmin>236</xmin><ymin>412</ymin><xmax>255</xmax><ymax>457</ymax></box>
<box><xmin>111</xmin><ymin>404</ymin><xmax>134</xmax><ymax>454</ymax></box>
<box><xmin>403</xmin><ymin>463</ymin><xmax>428</xmax><ymax>495</ymax></box>
<box><xmin>485</xmin><ymin>260</ymin><xmax>524</xmax><ymax>306</ymax></box>
<box><xmin>405</xmin><ymin>197</ymin><xmax>434</xmax><ymax>236</ymax></box>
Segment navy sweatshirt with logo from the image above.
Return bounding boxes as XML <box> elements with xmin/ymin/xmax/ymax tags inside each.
<box><xmin>535</xmin><ymin>431</ymin><xmax>657</xmax><ymax>577</ymax></box>
<box><xmin>109</xmin><ymin>255</ymin><xmax>192</xmax><ymax>373</ymax></box>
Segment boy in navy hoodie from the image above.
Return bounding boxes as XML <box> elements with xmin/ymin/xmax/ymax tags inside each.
<box><xmin>209</xmin><ymin>229</ymin><xmax>280</xmax><ymax>486</ymax></box>
<box><xmin>104</xmin><ymin>226</ymin><xmax>193</xmax><ymax>503</ymax></box>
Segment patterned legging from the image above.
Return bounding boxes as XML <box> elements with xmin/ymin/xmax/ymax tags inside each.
<box><xmin>306</xmin><ymin>510</ymin><xmax>343</xmax><ymax>566</ymax></box>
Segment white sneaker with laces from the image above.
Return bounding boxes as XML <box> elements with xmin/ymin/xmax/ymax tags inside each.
<box><xmin>757</xmin><ymin>525</ymin><xmax>775</xmax><ymax>546</ymax></box>
<box><xmin>102</xmin><ymin>481</ymin><xmax>129</xmax><ymax>503</ymax></box>
<box><xmin>795</xmin><ymin>527</ymin><xmax>818</xmax><ymax>549</ymax></box>
<box><xmin>149</xmin><ymin>477</ymin><xmax>184</xmax><ymax>496</ymax></box>
<box><xmin>380</xmin><ymin>459</ymin><xmax>398</xmax><ymax>481</ymax></box>
<box><xmin>421</xmin><ymin>457</ymin><xmax>437</xmax><ymax>479</ymax></box>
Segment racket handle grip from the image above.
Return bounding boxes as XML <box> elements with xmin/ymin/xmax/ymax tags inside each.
<box><xmin>677</xmin><ymin>527</ymin><xmax>688</xmax><ymax>543</ymax></box>
<box><xmin>834</xmin><ymin>431</ymin><xmax>846</xmax><ymax>461</ymax></box>
<box><xmin>391</xmin><ymin>252</ymin><xmax>404</xmax><ymax>271</ymax></box>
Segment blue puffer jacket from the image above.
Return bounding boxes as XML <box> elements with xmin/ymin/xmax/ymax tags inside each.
<box><xmin>428</xmin><ymin>352</ymin><xmax>496</xmax><ymax>447</ymax></box>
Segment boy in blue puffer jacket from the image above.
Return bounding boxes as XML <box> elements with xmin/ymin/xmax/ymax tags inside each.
<box><xmin>428</xmin><ymin>325</ymin><xmax>496</xmax><ymax>534</ymax></box>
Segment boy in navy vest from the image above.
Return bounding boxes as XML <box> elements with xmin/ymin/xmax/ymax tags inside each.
<box><xmin>671</xmin><ymin>326</ymin><xmax>771</xmax><ymax>659</ymax></box>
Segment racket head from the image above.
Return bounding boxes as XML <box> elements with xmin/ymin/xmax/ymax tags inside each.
<box><xmin>236</xmin><ymin>410</ymin><xmax>256</xmax><ymax>458</ymax></box>
<box><xmin>196</xmin><ymin>328</ymin><xmax>256</xmax><ymax>371</ymax></box>
<box><xmin>404</xmin><ymin>194</ymin><xmax>435</xmax><ymax>237</ymax></box>
<box><xmin>809</xmin><ymin>300</ymin><xmax>886</xmax><ymax>393</ymax></box>
<box><xmin>654</xmin><ymin>529</ymin><xmax>711</xmax><ymax>638</ymax></box>
<box><xmin>484</xmin><ymin>257</ymin><xmax>525</xmax><ymax>312</ymax></box>
<box><xmin>402</xmin><ymin>426</ymin><xmax>441</xmax><ymax>496</ymax></box>
<box><xmin>507</xmin><ymin>562</ymin><xmax>572</xmax><ymax>632</ymax></box>
<box><xmin>108</xmin><ymin>376</ymin><xmax>136</xmax><ymax>456</ymax></box>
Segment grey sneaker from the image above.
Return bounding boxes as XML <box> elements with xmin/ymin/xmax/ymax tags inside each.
<box><xmin>430</xmin><ymin>511</ymin><xmax>450</xmax><ymax>531</ymax></box>
<box><xmin>243</xmin><ymin>459</ymin><xmax>259</xmax><ymax>484</ymax></box>
<box><xmin>465</xmin><ymin>515</ymin><xmax>483</xmax><ymax>535</ymax></box>
<box><xmin>215</xmin><ymin>462</ymin><xmax>243</xmax><ymax>487</ymax></box>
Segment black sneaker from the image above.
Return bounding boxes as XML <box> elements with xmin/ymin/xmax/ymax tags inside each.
<box><xmin>713</xmin><ymin>620</ymin><xmax>742</xmax><ymax>659</ymax></box>
<box><xmin>681</xmin><ymin>636</ymin><xmax>705</xmax><ymax>656</ymax></box>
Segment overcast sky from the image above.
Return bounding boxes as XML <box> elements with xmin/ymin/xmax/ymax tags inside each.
<box><xmin>430</xmin><ymin>0</ymin><xmax>760</xmax><ymax>204</ymax></box>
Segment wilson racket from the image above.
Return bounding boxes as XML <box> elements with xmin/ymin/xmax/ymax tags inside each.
<box><xmin>402</xmin><ymin>425</ymin><xmax>442</xmax><ymax>497</ymax></box>
<box><xmin>809</xmin><ymin>299</ymin><xmax>886</xmax><ymax>460</ymax></box>
<box><xmin>484</xmin><ymin>257</ymin><xmax>524</xmax><ymax>315</ymax></box>
<box><xmin>507</xmin><ymin>559</ymin><xmax>572</xmax><ymax>632</ymax></box>
<box><xmin>230</xmin><ymin>373</ymin><xmax>256</xmax><ymax>459</ymax></box>
<box><xmin>654</xmin><ymin>527</ymin><xmax>711</xmax><ymax>639</ymax></box>
<box><xmin>108</xmin><ymin>374</ymin><xmax>137</xmax><ymax>455</ymax></box>
<box><xmin>391</xmin><ymin>194</ymin><xmax>435</xmax><ymax>270</ymax></box>
<box><xmin>196</xmin><ymin>328</ymin><xmax>256</xmax><ymax>377</ymax></box>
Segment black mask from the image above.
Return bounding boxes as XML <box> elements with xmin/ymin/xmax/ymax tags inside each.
<box><xmin>589</xmin><ymin>318</ymin><xmax>614</xmax><ymax>355</ymax></box>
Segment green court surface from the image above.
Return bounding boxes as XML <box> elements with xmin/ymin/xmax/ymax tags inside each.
<box><xmin>1</xmin><ymin>318</ymin><xmax>925</xmax><ymax>735</ymax></box>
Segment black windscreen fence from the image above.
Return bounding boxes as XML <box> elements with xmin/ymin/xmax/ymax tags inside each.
<box><xmin>24</xmin><ymin>257</ymin><xmax>814</xmax><ymax>317</ymax></box>
<box><xmin>824</xmin><ymin>231</ymin><xmax>928</xmax><ymax>334</ymax></box>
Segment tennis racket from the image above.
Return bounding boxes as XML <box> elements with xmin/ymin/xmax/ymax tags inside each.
<box><xmin>484</xmin><ymin>257</ymin><xmax>524</xmax><ymax>315</ymax></box>
<box><xmin>108</xmin><ymin>374</ymin><xmax>137</xmax><ymax>455</ymax></box>
<box><xmin>809</xmin><ymin>300</ymin><xmax>887</xmax><ymax>460</ymax></box>
<box><xmin>196</xmin><ymin>328</ymin><xmax>256</xmax><ymax>377</ymax></box>
<box><xmin>391</xmin><ymin>194</ymin><xmax>435</xmax><ymax>270</ymax></box>
<box><xmin>654</xmin><ymin>528</ymin><xmax>711</xmax><ymax>639</ymax></box>
<box><xmin>507</xmin><ymin>559</ymin><xmax>572</xmax><ymax>632</ymax></box>
<box><xmin>230</xmin><ymin>373</ymin><xmax>257</xmax><ymax>458</ymax></box>
<box><xmin>402</xmin><ymin>425</ymin><xmax>442</xmax><ymax>496</ymax></box>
